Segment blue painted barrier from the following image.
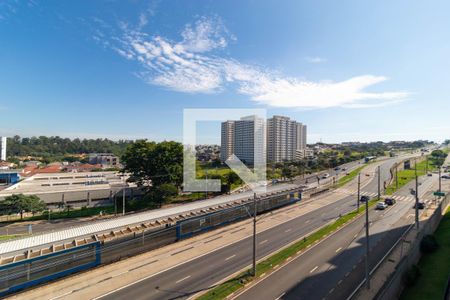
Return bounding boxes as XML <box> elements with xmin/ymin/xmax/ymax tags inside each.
<box><xmin>176</xmin><ymin>192</ymin><xmax>302</xmax><ymax>240</ymax></box>
<box><xmin>0</xmin><ymin>242</ymin><xmax>100</xmax><ymax>297</ymax></box>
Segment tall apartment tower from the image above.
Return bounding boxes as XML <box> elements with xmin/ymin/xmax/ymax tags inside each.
<box><xmin>267</xmin><ymin>116</ymin><xmax>298</xmax><ymax>163</ymax></box>
<box><xmin>234</xmin><ymin>115</ymin><xmax>266</xmax><ymax>165</ymax></box>
<box><xmin>220</xmin><ymin>121</ymin><xmax>235</xmax><ymax>162</ymax></box>
<box><xmin>220</xmin><ymin>116</ymin><xmax>266</xmax><ymax>165</ymax></box>
<box><xmin>0</xmin><ymin>137</ymin><xmax>6</xmax><ymax>161</ymax></box>
<box><xmin>296</xmin><ymin>123</ymin><xmax>307</xmax><ymax>150</ymax></box>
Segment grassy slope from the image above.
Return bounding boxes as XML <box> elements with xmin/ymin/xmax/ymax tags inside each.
<box><xmin>337</xmin><ymin>165</ymin><xmax>366</xmax><ymax>188</ymax></box>
<box><xmin>385</xmin><ymin>159</ymin><xmax>436</xmax><ymax>195</ymax></box>
<box><xmin>400</xmin><ymin>206</ymin><xmax>450</xmax><ymax>300</ymax></box>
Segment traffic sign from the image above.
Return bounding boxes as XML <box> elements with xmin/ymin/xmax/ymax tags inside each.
<box><xmin>433</xmin><ymin>192</ymin><xmax>445</xmax><ymax>197</ymax></box>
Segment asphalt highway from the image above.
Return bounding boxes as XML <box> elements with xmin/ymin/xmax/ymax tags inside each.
<box><xmin>234</xmin><ymin>165</ymin><xmax>437</xmax><ymax>300</ymax></box>
<box><xmin>98</xmin><ymin>156</ymin><xmax>412</xmax><ymax>300</ymax></box>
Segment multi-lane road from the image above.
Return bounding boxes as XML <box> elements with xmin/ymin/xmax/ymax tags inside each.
<box><xmin>234</xmin><ymin>166</ymin><xmax>438</xmax><ymax>300</ymax></box>
<box><xmin>95</xmin><ymin>156</ymin><xmax>415</xmax><ymax>300</ymax></box>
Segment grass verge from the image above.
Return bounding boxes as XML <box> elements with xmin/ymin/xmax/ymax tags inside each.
<box><xmin>197</xmin><ymin>199</ymin><xmax>379</xmax><ymax>300</ymax></box>
<box><xmin>385</xmin><ymin>158</ymin><xmax>437</xmax><ymax>195</ymax></box>
<box><xmin>1</xmin><ymin>206</ymin><xmax>116</xmax><ymax>223</ymax></box>
<box><xmin>0</xmin><ymin>234</ymin><xmax>24</xmax><ymax>241</ymax></box>
<box><xmin>337</xmin><ymin>165</ymin><xmax>366</xmax><ymax>188</ymax></box>
<box><xmin>400</xmin><ymin>206</ymin><xmax>450</xmax><ymax>300</ymax></box>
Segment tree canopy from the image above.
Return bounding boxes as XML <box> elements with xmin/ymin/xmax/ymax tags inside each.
<box><xmin>0</xmin><ymin>194</ymin><xmax>47</xmax><ymax>219</ymax></box>
<box><xmin>7</xmin><ymin>135</ymin><xmax>134</xmax><ymax>161</ymax></box>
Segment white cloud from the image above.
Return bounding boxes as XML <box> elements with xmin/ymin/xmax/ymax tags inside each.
<box><xmin>138</xmin><ymin>13</ymin><xmax>148</xmax><ymax>28</ymax></box>
<box><xmin>105</xmin><ymin>15</ymin><xmax>408</xmax><ymax>109</ymax></box>
<box><xmin>179</xmin><ymin>16</ymin><xmax>234</xmax><ymax>53</ymax></box>
<box><xmin>305</xmin><ymin>56</ymin><xmax>327</xmax><ymax>63</ymax></box>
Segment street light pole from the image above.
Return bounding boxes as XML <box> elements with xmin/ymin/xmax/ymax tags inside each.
<box><xmin>439</xmin><ymin>167</ymin><xmax>442</xmax><ymax>193</ymax></box>
<box><xmin>357</xmin><ymin>173</ymin><xmax>361</xmax><ymax>211</ymax></box>
<box><xmin>377</xmin><ymin>165</ymin><xmax>381</xmax><ymax>201</ymax></box>
<box><xmin>122</xmin><ymin>187</ymin><xmax>126</xmax><ymax>216</ymax></box>
<box><xmin>252</xmin><ymin>192</ymin><xmax>257</xmax><ymax>277</ymax></box>
<box><xmin>415</xmin><ymin>160</ymin><xmax>419</xmax><ymax>230</ymax></box>
<box><xmin>395</xmin><ymin>164</ymin><xmax>399</xmax><ymax>190</ymax></box>
<box><xmin>365</xmin><ymin>195</ymin><xmax>370</xmax><ymax>289</ymax></box>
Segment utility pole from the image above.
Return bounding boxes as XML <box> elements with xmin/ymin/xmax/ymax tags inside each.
<box><xmin>205</xmin><ymin>170</ymin><xmax>208</xmax><ymax>200</ymax></box>
<box><xmin>395</xmin><ymin>164</ymin><xmax>399</xmax><ymax>190</ymax></box>
<box><xmin>415</xmin><ymin>160</ymin><xmax>419</xmax><ymax>229</ymax></box>
<box><xmin>357</xmin><ymin>173</ymin><xmax>361</xmax><ymax>211</ymax></box>
<box><xmin>122</xmin><ymin>187</ymin><xmax>126</xmax><ymax>216</ymax></box>
<box><xmin>114</xmin><ymin>192</ymin><xmax>117</xmax><ymax>216</ymax></box>
<box><xmin>252</xmin><ymin>192</ymin><xmax>257</xmax><ymax>276</ymax></box>
<box><xmin>439</xmin><ymin>167</ymin><xmax>442</xmax><ymax>193</ymax></box>
<box><xmin>365</xmin><ymin>194</ymin><xmax>370</xmax><ymax>289</ymax></box>
<box><xmin>377</xmin><ymin>165</ymin><xmax>381</xmax><ymax>200</ymax></box>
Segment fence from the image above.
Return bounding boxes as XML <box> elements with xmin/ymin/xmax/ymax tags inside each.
<box><xmin>0</xmin><ymin>242</ymin><xmax>100</xmax><ymax>297</ymax></box>
<box><xmin>177</xmin><ymin>191</ymin><xmax>301</xmax><ymax>239</ymax></box>
<box><xmin>351</xmin><ymin>193</ymin><xmax>450</xmax><ymax>300</ymax></box>
<box><xmin>0</xmin><ymin>189</ymin><xmax>301</xmax><ymax>297</ymax></box>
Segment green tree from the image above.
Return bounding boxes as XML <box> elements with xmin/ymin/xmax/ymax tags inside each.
<box><xmin>430</xmin><ymin>150</ymin><xmax>447</xmax><ymax>166</ymax></box>
<box><xmin>122</xmin><ymin>140</ymin><xmax>183</xmax><ymax>207</ymax></box>
<box><xmin>0</xmin><ymin>194</ymin><xmax>46</xmax><ymax>219</ymax></box>
<box><xmin>145</xmin><ymin>183</ymin><xmax>178</xmax><ymax>208</ymax></box>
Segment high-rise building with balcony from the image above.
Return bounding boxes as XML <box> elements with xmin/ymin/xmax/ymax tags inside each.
<box><xmin>0</xmin><ymin>137</ymin><xmax>6</xmax><ymax>161</ymax></box>
<box><xmin>220</xmin><ymin>121</ymin><xmax>235</xmax><ymax>162</ymax></box>
<box><xmin>220</xmin><ymin>115</ymin><xmax>306</xmax><ymax>164</ymax></box>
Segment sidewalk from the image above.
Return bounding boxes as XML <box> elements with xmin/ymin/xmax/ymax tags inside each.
<box><xmin>8</xmin><ymin>162</ymin><xmax>379</xmax><ymax>300</ymax></box>
<box><xmin>353</xmin><ymin>175</ymin><xmax>450</xmax><ymax>300</ymax></box>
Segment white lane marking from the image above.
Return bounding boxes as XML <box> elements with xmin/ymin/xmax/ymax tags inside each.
<box><xmin>225</xmin><ymin>254</ymin><xmax>236</xmax><ymax>261</ymax></box>
<box><xmin>310</xmin><ymin>266</ymin><xmax>319</xmax><ymax>273</ymax></box>
<box><xmin>335</xmin><ymin>247</ymin><xmax>342</xmax><ymax>253</ymax></box>
<box><xmin>93</xmin><ymin>169</ymin><xmax>387</xmax><ymax>300</ymax></box>
<box><xmin>275</xmin><ymin>292</ymin><xmax>286</xmax><ymax>300</ymax></box>
<box><xmin>260</xmin><ymin>239</ymin><xmax>268</xmax><ymax>245</ymax></box>
<box><xmin>176</xmin><ymin>275</ymin><xmax>191</xmax><ymax>284</ymax></box>
<box><xmin>354</xmin><ymin>233</ymin><xmax>358</xmax><ymax>238</ymax></box>
<box><xmin>285</xmin><ymin>228</ymin><xmax>292</xmax><ymax>233</ymax></box>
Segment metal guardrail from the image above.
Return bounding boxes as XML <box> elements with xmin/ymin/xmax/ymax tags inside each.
<box><xmin>0</xmin><ymin>188</ymin><xmax>302</xmax><ymax>297</ymax></box>
<box><xmin>347</xmin><ymin>193</ymin><xmax>450</xmax><ymax>300</ymax></box>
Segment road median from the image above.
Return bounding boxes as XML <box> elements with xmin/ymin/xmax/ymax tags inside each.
<box><xmin>196</xmin><ymin>199</ymin><xmax>379</xmax><ymax>300</ymax></box>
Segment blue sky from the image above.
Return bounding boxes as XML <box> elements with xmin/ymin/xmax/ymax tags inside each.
<box><xmin>0</xmin><ymin>0</ymin><xmax>449</xmax><ymax>144</ymax></box>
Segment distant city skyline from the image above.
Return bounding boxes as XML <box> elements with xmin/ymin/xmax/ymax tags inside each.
<box><xmin>1</xmin><ymin>1</ymin><xmax>449</xmax><ymax>143</ymax></box>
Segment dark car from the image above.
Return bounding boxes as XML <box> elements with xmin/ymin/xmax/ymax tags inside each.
<box><xmin>384</xmin><ymin>198</ymin><xmax>396</xmax><ymax>206</ymax></box>
<box><xmin>413</xmin><ymin>202</ymin><xmax>425</xmax><ymax>209</ymax></box>
<box><xmin>427</xmin><ymin>173</ymin><xmax>433</xmax><ymax>177</ymax></box>
<box><xmin>360</xmin><ymin>195</ymin><xmax>370</xmax><ymax>202</ymax></box>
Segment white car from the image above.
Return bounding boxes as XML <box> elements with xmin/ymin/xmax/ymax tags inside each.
<box><xmin>322</xmin><ymin>173</ymin><xmax>330</xmax><ymax>179</ymax></box>
<box><xmin>376</xmin><ymin>202</ymin><xmax>388</xmax><ymax>210</ymax></box>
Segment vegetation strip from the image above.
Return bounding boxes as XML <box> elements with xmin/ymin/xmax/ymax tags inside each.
<box><xmin>386</xmin><ymin>150</ymin><xmax>447</xmax><ymax>195</ymax></box>
<box><xmin>196</xmin><ymin>199</ymin><xmax>378</xmax><ymax>300</ymax></box>
<box><xmin>400</xmin><ymin>206</ymin><xmax>450</xmax><ymax>300</ymax></box>
<box><xmin>337</xmin><ymin>165</ymin><xmax>366</xmax><ymax>188</ymax></box>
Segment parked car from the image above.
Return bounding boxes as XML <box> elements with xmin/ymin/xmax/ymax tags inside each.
<box><xmin>413</xmin><ymin>202</ymin><xmax>425</xmax><ymax>209</ymax></box>
<box><xmin>441</xmin><ymin>174</ymin><xmax>450</xmax><ymax>179</ymax></box>
<box><xmin>384</xmin><ymin>198</ymin><xmax>396</xmax><ymax>206</ymax></box>
<box><xmin>360</xmin><ymin>195</ymin><xmax>370</xmax><ymax>202</ymax></box>
<box><xmin>376</xmin><ymin>202</ymin><xmax>388</xmax><ymax>210</ymax></box>
<box><xmin>322</xmin><ymin>173</ymin><xmax>330</xmax><ymax>179</ymax></box>
<box><xmin>334</xmin><ymin>167</ymin><xmax>340</xmax><ymax>171</ymax></box>
<box><xmin>427</xmin><ymin>173</ymin><xmax>433</xmax><ymax>177</ymax></box>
